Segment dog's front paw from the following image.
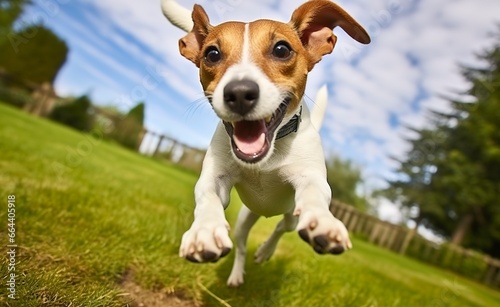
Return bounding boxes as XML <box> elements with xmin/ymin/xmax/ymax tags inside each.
<box><xmin>179</xmin><ymin>219</ymin><xmax>233</xmax><ymax>263</ymax></box>
<box><xmin>296</xmin><ymin>209</ymin><xmax>352</xmax><ymax>255</ymax></box>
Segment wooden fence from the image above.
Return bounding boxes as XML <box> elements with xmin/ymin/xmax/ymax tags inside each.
<box><xmin>330</xmin><ymin>200</ymin><xmax>500</xmax><ymax>289</ymax></box>
<box><xmin>140</xmin><ymin>129</ymin><xmax>205</xmax><ymax>172</ymax></box>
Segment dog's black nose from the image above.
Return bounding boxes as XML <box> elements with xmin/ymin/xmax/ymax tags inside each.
<box><xmin>223</xmin><ymin>79</ymin><xmax>259</xmax><ymax>116</ymax></box>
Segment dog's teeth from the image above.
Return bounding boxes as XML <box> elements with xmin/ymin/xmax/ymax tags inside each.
<box><xmin>265</xmin><ymin>116</ymin><xmax>272</xmax><ymax>123</ymax></box>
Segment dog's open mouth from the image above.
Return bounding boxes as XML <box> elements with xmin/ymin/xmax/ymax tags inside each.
<box><xmin>223</xmin><ymin>98</ymin><xmax>291</xmax><ymax>163</ymax></box>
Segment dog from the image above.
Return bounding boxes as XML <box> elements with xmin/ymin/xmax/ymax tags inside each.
<box><xmin>161</xmin><ymin>0</ymin><xmax>370</xmax><ymax>287</ymax></box>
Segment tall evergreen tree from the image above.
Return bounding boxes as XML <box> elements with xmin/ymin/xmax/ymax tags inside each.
<box><xmin>385</xmin><ymin>34</ymin><xmax>500</xmax><ymax>257</ymax></box>
<box><xmin>382</xmin><ymin>127</ymin><xmax>448</xmax><ymax>232</ymax></box>
<box><xmin>433</xmin><ymin>39</ymin><xmax>500</xmax><ymax>254</ymax></box>
<box><xmin>126</xmin><ymin>102</ymin><xmax>145</xmax><ymax>126</ymax></box>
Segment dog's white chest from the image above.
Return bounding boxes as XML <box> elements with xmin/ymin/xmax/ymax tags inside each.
<box><xmin>234</xmin><ymin>170</ymin><xmax>294</xmax><ymax>217</ymax></box>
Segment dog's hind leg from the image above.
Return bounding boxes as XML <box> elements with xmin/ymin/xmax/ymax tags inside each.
<box><xmin>227</xmin><ymin>205</ymin><xmax>260</xmax><ymax>287</ymax></box>
<box><xmin>254</xmin><ymin>211</ymin><xmax>297</xmax><ymax>264</ymax></box>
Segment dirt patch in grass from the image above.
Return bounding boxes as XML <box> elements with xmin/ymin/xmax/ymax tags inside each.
<box><xmin>119</xmin><ymin>269</ymin><xmax>197</xmax><ymax>307</ymax></box>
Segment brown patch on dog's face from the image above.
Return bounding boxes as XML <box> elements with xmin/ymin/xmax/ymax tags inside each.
<box><xmin>247</xmin><ymin>20</ymin><xmax>310</xmax><ymax>117</ymax></box>
<box><xmin>198</xmin><ymin>22</ymin><xmax>246</xmax><ymax>96</ymax></box>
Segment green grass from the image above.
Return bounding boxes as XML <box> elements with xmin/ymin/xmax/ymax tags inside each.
<box><xmin>0</xmin><ymin>102</ymin><xmax>499</xmax><ymax>306</ymax></box>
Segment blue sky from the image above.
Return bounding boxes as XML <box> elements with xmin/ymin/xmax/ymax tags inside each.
<box><xmin>21</xmin><ymin>0</ymin><xmax>500</xmax><ymax>223</ymax></box>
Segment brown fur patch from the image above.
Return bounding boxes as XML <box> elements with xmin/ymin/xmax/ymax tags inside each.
<box><xmin>248</xmin><ymin>20</ymin><xmax>310</xmax><ymax>116</ymax></box>
<box><xmin>199</xmin><ymin>22</ymin><xmax>245</xmax><ymax>95</ymax></box>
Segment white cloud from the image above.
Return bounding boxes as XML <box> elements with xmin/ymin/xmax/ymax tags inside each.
<box><xmin>377</xmin><ymin>197</ymin><xmax>403</xmax><ymax>224</ymax></box>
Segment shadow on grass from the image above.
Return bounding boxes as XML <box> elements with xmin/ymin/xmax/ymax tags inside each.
<box><xmin>199</xmin><ymin>255</ymin><xmax>297</xmax><ymax>306</ymax></box>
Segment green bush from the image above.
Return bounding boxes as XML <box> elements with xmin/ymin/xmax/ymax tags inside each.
<box><xmin>107</xmin><ymin>116</ymin><xmax>143</xmax><ymax>150</ymax></box>
<box><xmin>406</xmin><ymin>235</ymin><xmax>429</xmax><ymax>260</ymax></box>
<box><xmin>50</xmin><ymin>95</ymin><xmax>94</xmax><ymax>132</ymax></box>
<box><xmin>0</xmin><ymin>83</ymin><xmax>34</xmax><ymax>108</ymax></box>
<box><xmin>439</xmin><ymin>244</ymin><xmax>455</xmax><ymax>270</ymax></box>
<box><xmin>106</xmin><ymin>102</ymin><xmax>145</xmax><ymax>150</ymax></box>
<box><xmin>459</xmin><ymin>251</ymin><xmax>488</xmax><ymax>280</ymax></box>
<box><xmin>406</xmin><ymin>239</ymin><xmax>489</xmax><ymax>282</ymax></box>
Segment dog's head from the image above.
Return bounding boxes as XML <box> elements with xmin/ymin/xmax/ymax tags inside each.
<box><xmin>177</xmin><ymin>0</ymin><xmax>370</xmax><ymax>164</ymax></box>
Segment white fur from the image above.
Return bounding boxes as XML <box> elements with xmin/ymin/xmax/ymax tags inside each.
<box><xmin>161</xmin><ymin>0</ymin><xmax>193</xmax><ymax>32</ymax></box>
<box><xmin>310</xmin><ymin>84</ymin><xmax>328</xmax><ymax>129</ymax></box>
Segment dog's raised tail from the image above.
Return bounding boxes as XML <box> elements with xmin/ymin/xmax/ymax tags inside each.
<box><xmin>161</xmin><ymin>0</ymin><xmax>193</xmax><ymax>33</ymax></box>
<box><xmin>310</xmin><ymin>85</ymin><xmax>328</xmax><ymax>131</ymax></box>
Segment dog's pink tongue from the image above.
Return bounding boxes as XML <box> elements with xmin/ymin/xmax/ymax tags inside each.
<box><xmin>233</xmin><ymin>120</ymin><xmax>266</xmax><ymax>155</ymax></box>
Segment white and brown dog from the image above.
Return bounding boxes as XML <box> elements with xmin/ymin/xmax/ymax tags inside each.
<box><xmin>161</xmin><ymin>0</ymin><xmax>370</xmax><ymax>286</ymax></box>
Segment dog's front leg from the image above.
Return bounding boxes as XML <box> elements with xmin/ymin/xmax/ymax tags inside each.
<box><xmin>179</xmin><ymin>148</ymin><xmax>234</xmax><ymax>263</ymax></box>
<box><xmin>292</xmin><ymin>172</ymin><xmax>352</xmax><ymax>255</ymax></box>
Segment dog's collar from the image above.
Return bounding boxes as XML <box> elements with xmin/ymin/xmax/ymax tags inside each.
<box><xmin>276</xmin><ymin>106</ymin><xmax>302</xmax><ymax>140</ymax></box>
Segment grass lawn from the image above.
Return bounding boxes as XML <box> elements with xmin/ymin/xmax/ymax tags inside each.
<box><xmin>0</xmin><ymin>102</ymin><xmax>499</xmax><ymax>306</ymax></box>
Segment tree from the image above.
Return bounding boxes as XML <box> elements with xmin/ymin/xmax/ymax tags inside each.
<box><xmin>109</xmin><ymin>102</ymin><xmax>145</xmax><ymax>150</ymax></box>
<box><xmin>377</xmin><ymin>127</ymin><xmax>451</xmax><ymax>253</ymax></box>
<box><xmin>385</xmin><ymin>33</ymin><xmax>500</xmax><ymax>257</ymax></box>
<box><xmin>0</xmin><ymin>24</ymin><xmax>68</xmax><ymax>85</ymax></box>
<box><xmin>326</xmin><ymin>154</ymin><xmax>368</xmax><ymax>211</ymax></box>
<box><xmin>50</xmin><ymin>95</ymin><xmax>94</xmax><ymax>132</ymax></box>
<box><xmin>0</xmin><ymin>0</ymin><xmax>30</xmax><ymax>46</ymax></box>
<box><xmin>431</xmin><ymin>49</ymin><xmax>500</xmax><ymax>253</ymax></box>
<box><xmin>381</xmin><ymin>127</ymin><xmax>448</xmax><ymax>231</ymax></box>
<box><xmin>126</xmin><ymin>102</ymin><xmax>145</xmax><ymax>126</ymax></box>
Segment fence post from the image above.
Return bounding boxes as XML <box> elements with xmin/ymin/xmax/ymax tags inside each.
<box><xmin>379</xmin><ymin>225</ymin><xmax>390</xmax><ymax>248</ymax></box>
<box><xmin>369</xmin><ymin>222</ymin><xmax>381</xmax><ymax>244</ymax></box>
<box><xmin>154</xmin><ymin>135</ymin><xmax>165</xmax><ymax>156</ymax></box>
<box><xmin>353</xmin><ymin>214</ymin><xmax>365</xmax><ymax>234</ymax></box>
<box><xmin>386</xmin><ymin>226</ymin><xmax>398</xmax><ymax>251</ymax></box>
<box><xmin>399</xmin><ymin>227</ymin><xmax>416</xmax><ymax>255</ymax></box>
<box><xmin>136</xmin><ymin>128</ymin><xmax>147</xmax><ymax>151</ymax></box>
<box><xmin>343</xmin><ymin>208</ymin><xmax>352</xmax><ymax>230</ymax></box>
<box><xmin>348</xmin><ymin>212</ymin><xmax>359</xmax><ymax>232</ymax></box>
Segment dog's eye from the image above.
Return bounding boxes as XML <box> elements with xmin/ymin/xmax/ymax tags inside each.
<box><xmin>272</xmin><ymin>41</ymin><xmax>292</xmax><ymax>60</ymax></box>
<box><xmin>204</xmin><ymin>46</ymin><xmax>222</xmax><ymax>64</ymax></box>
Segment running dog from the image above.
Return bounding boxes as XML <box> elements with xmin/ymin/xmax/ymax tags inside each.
<box><xmin>161</xmin><ymin>0</ymin><xmax>370</xmax><ymax>286</ymax></box>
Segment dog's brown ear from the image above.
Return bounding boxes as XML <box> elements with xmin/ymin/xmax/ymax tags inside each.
<box><xmin>289</xmin><ymin>0</ymin><xmax>370</xmax><ymax>70</ymax></box>
<box><xmin>179</xmin><ymin>4</ymin><xmax>212</xmax><ymax>66</ymax></box>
